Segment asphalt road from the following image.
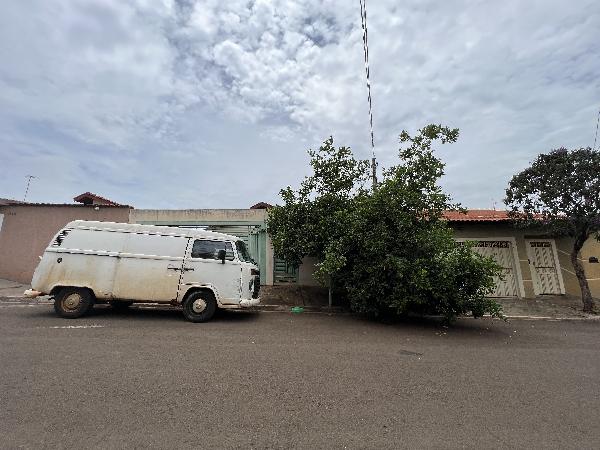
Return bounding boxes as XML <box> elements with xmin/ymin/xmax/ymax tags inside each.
<box><xmin>1</xmin><ymin>299</ymin><xmax>599</xmax><ymax>449</ymax></box>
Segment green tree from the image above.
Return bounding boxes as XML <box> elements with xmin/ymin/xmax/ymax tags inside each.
<box><xmin>267</xmin><ymin>136</ymin><xmax>370</xmax><ymax>273</ymax></box>
<box><xmin>268</xmin><ymin>126</ymin><xmax>503</xmax><ymax>322</ymax></box>
<box><xmin>505</xmin><ymin>148</ymin><xmax>600</xmax><ymax>312</ymax></box>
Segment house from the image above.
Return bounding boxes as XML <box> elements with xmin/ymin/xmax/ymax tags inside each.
<box><xmin>0</xmin><ymin>193</ymin><xmax>132</xmax><ymax>283</ymax></box>
<box><xmin>446</xmin><ymin>209</ymin><xmax>581</xmax><ymax>298</ymax></box>
<box><xmin>3</xmin><ymin>193</ymin><xmax>599</xmax><ymax>300</ymax></box>
<box><xmin>261</xmin><ymin>209</ymin><xmax>600</xmax><ymax>300</ymax></box>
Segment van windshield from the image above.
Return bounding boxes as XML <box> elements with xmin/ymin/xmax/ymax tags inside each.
<box><xmin>235</xmin><ymin>241</ymin><xmax>254</xmax><ymax>263</ymax></box>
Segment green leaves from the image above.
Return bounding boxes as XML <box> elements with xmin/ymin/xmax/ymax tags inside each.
<box><xmin>505</xmin><ymin>147</ymin><xmax>600</xmax><ymax>237</ymax></box>
<box><xmin>268</xmin><ymin>125</ymin><xmax>503</xmax><ymax>322</ymax></box>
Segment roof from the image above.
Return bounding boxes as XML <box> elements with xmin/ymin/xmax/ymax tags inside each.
<box><xmin>0</xmin><ymin>198</ymin><xmax>24</xmax><ymax>206</ymax></box>
<box><xmin>250</xmin><ymin>202</ymin><xmax>273</xmax><ymax>209</ymax></box>
<box><xmin>73</xmin><ymin>192</ymin><xmax>125</xmax><ymax>206</ymax></box>
<box><xmin>0</xmin><ymin>202</ymin><xmax>130</xmax><ymax>208</ymax></box>
<box><xmin>443</xmin><ymin>209</ymin><xmax>512</xmax><ymax>222</ymax></box>
<box><xmin>0</xmin><ymin>192</ymin><xmax>132</xmax><ymax>208</ymax></box>
<box><xmin>66</xmin><ymin>220</ymin><xmax>240</xmax><ymax>241</ymax></box>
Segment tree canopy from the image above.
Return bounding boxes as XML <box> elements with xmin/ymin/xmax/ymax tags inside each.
<box><xmin>268</xmin><ymin>125</ymin><xmax>503</xmax><ymax>322</ymax></box>
<box><xmin>505</xmin><ymin>147</ymin><xmax>600</xmax><ymax>312</ymax></box>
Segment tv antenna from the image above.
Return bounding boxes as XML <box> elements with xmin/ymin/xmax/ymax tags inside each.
<box><xmin>23</xmin><ymin>175</ymin><xmax>36</xmax><ymax>201</ymax></box>
<box><xmin>359</xmin><ymin>0</ymin><xmax>377</xmax><ymax>188</ymax></box>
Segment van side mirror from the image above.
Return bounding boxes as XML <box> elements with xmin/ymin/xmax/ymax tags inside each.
<box><xmin>218</xmin><ymin>249</ymin><xmax>226</xmax><ymax>264</ymax></box>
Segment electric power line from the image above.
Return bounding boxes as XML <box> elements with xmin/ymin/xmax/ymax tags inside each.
<box><xmin>359</xmin><ymin>0</ymin><xmax>377</xmax><ymax>187</ymax></box>
<box><xmin>23</xmin><ymin>175</ymin><xmax>36</xmax><ymax>201</ymax></box>
<box><xmin>593</xmin><ymin>107</ymin><xmax>600</xmax><ymax>151</ymax></box>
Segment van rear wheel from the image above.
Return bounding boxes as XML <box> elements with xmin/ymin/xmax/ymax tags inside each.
<box><xmin>54</xmin><ymin>287</ymin><xmax>94</xmax><ymax>319</ymax></box>
<box><xmin>182</xmin><ymin>291</ymin><xmax>216</xmax><ymax>323</ymax></box>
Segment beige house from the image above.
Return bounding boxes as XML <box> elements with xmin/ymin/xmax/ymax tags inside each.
<box><xmin>444</xmin><ymin>210</ymin><xmax>599</xmax><ymax>299</ymax></box>
<box><xmin>0</xmin><ymin>193</ymin><xmax>131</xmax><ymax>283</ymax></box>
<box><xmin>2</xmin><ymin>193</ymin><xmax>598</xmax><ymax>301</ymax></box>
<box><xmin>280</xmin><ymin>209</ymin><xmax>600</xmax><ymax>300</ymax></box>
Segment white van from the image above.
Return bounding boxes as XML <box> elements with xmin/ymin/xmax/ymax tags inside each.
<box><xmin>25</xmin><ymin>221</ymin><xmax>261</xmax><ymax>322</ymax></box>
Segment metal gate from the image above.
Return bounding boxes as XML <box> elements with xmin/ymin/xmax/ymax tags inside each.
<box><xmin>466</xmin><ymin>240</ymin><xmax>520</xmax><ymax>297</ymax></box>
<box><xmin>526</xmin><ymin>240</ymin><xmax>563</xmax><ymax>295</ymax></box>
<box><xmin>273</xmin><ymin>258</ymin><xmax>298</xmax><ymax>283</ymax></box>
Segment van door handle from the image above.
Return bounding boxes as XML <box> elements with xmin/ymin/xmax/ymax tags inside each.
<box><xmin>167</xmin><ymin>265</ymin><xmax>181</xmax><ymax>271</ymax></box>
<box><xmin>182</xmin><ymin>267</ymin><xmax>195</xmax><ymax>272</ymax></box>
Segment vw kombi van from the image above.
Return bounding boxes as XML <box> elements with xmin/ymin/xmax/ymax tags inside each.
<box><xmin>25</xmin><ymin>221</ymin><xmax>261</xmax><ymax>322</ymax></box>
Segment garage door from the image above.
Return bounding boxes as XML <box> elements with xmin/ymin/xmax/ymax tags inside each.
<box><xmin>526</xmin><ymin>240</ymin><xmax>563</xmax><ymax>295</ymax></box>
<box><xmin>467</xmin><ymin>240</ymin><xmax>520</xmax><ymax>297</ymax></box>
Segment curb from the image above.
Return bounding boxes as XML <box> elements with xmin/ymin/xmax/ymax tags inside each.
<box><xmin>254</xmin><ymin>307</ymin><xmax>599</xmax><ymax>321</ymax></box>
<box><xmin>252</xmin><ymin>304</ymin><xmax>348</xmax><ymax>314</ymax></box>
<box><xmin>501</xmin><ymin>314</ymin><xmax>600</xmax><ymax>321</ymax></box>
<box><xmin>254</xmin><ymin>306</ymin><xmax>599</xmax><ymax>321</ymax></box>
<box><xmin>2</xmin><ymin>297</ymin><xmax>598</xmax><ymax>321</ymax></box>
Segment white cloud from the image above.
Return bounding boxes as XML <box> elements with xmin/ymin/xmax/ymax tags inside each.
<box><xmin>0</xmin><ymin>0</ymin><xmax>598</xmax><ymax>208</ymax></box>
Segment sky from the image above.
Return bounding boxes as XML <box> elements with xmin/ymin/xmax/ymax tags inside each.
<box><xmin>0</xmin><ymin>0</ymin><xmax>598</xmax><ymax>209</ymax></box>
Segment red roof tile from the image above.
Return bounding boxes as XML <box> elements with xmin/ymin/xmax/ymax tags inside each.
<box><xmin>0</xmin><ymin>198</ymin><xmax>24</xmax><ymax>206</ymax></box>
<box><xmin>250</xmin><ymin>202</ymin><xmax>273</xmax><ymax>209</ymax></box>
<box><xmin>443</xmin><ymin>209</ymin><xmax>511</xmax><ymax>222</ymax></box>
<box><xmin>73</xmin><ymin>192</ymin><xmax>124</xmax><ymax>206</ymax></box>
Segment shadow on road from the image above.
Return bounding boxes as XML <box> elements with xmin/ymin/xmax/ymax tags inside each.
<box><xmin>349</xmin><ymin>312</ymin><xmax>509</xmax><ymax>337</ymax></box>
<box><xmin>18</xmin><ymin>299</ymin><xmax>508</xmax><ymax>337</ymax></box>
<box><xmin>92</xmin><ymin>305</ymin><xmax>261</xmax><ymax>323</ymax></box>
<box><xmin>22</xmin><ymin>303</ymin><xmax>261</xmax><ymax>324</ymax></box>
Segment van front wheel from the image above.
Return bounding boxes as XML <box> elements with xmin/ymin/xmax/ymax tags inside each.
<box><xmin>54</xmin><ymin>287</ymin><xmax>94</xmax><ymax>319</ymax></box>
<box><xmin>182</xmin><ymin>291</ymin><xmax>216</xmax><ymax>323</ymax></box>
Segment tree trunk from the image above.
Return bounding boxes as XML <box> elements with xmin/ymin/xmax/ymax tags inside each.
<box><xmin>571</xmin><ymin>233</ymin><xmax>595</xmax><ymax>313</ymax></box>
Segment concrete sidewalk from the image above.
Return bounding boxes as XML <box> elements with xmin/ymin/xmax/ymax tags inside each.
<box><xmin>496</xmin><ymin>295</ymin><xmax>597</xmax><ymax>319</ymax></box>
<box><xmin>260</xmin><ymin>285</ymin><xmax>598</xmax><ymax>320</ymax></box>
<box><xmin>0</xmin><ymin>278</ymin><xmax>32</xmax><ymax>298</ymax></box>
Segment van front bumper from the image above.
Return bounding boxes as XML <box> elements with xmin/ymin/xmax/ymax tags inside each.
<box><xmin>24</xmin><ymin>289</ymin><xmax>43</xmax><ymax>298</ymax></box>
<box><xmin>240</xmin><ymin>298</ymin><xmax>261</xmax><ymax>307</ymax></box>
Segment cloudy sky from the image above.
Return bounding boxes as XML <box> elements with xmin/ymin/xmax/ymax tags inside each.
<box><xmin>0</xmin><ymin>0</ymin><xmax>598</xmax><ymax>209</ymax></box>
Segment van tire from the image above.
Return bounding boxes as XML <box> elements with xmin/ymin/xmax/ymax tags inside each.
<box><xmin>182</xmin><ymin>291</ymin><xmax>217</xmax><ymax>323</ymax></box>
<box><xmin>54</xmin><ymin>287</ymin><xmax>94</xmax><ymax>319</ymax></box>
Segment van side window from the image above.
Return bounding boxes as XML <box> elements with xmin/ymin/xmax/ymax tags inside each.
<box><xmin>191</xmin><ymin>240</ymin><xmax>235</xmax><ymax>260</ymax></box>
<box><xmin>52</xmin><ymin>229</ymin><xmax>71</xmax><ymax>247</ymax></box>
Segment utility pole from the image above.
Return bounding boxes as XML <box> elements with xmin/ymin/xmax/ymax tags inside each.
<box><xmin>23</xmin><ymin>175</ymin><xmax>36</xmax><ymax>201</ymax></box>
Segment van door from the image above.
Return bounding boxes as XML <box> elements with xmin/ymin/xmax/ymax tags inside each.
<box><xmin>179</xmin><ymin>239</ymin><xmax>241</xmax><ymax>304</ymax></box>
<box><xmin>112</xmin><ymin>233</ymin><xmax>190</xmax><ymax>301</ymax></box>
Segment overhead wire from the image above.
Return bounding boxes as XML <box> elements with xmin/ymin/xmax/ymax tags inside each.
<box><xmin>359</xmin><ymin>0</ymin><xmax>377</xmax><ymax>186</ymax></box>
<box><xmin>593</xmin><ymin>107</ymin><xmax>600</xmax><ymax>151</ymax></box>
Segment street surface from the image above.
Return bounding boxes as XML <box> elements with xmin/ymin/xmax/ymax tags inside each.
<box><xmin>1</xmin><ymin>298</ymin><xmax>599</xmax><ymax>449</ymax></box>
